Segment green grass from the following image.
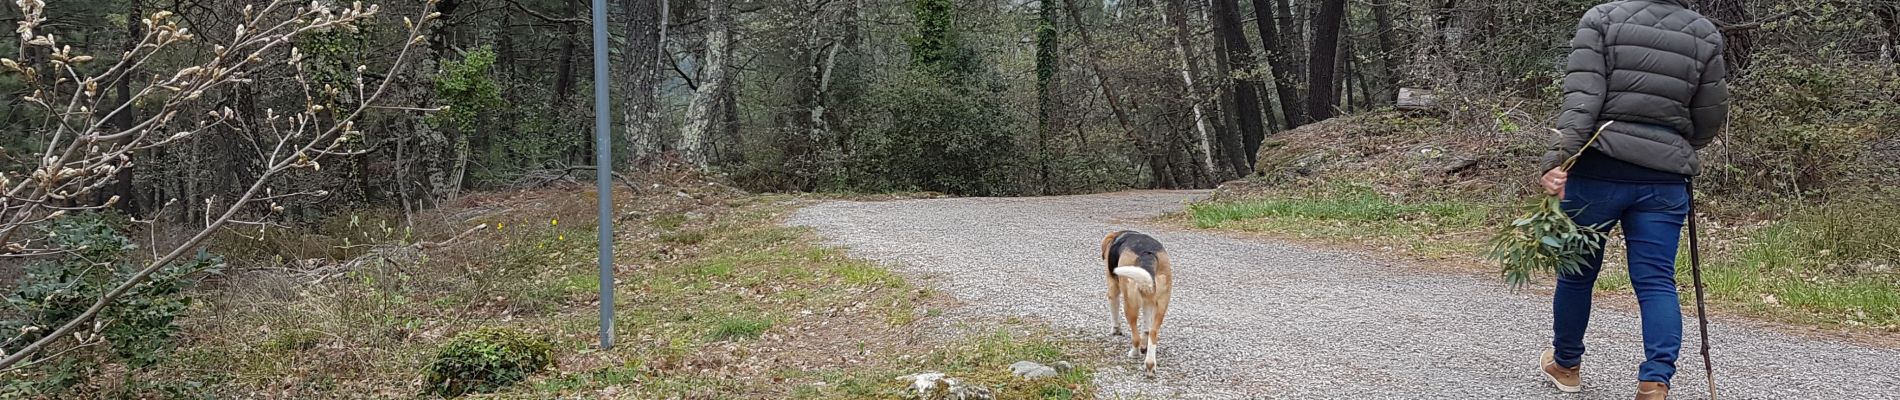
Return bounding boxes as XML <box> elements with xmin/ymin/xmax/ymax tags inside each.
<box><xmin>71</xmin><ymin>193</ymin><xmax>1098</xmax><ymax>398</ymax></box>
<box><xmin>1187</xmin><ymin>184</ymin><xmax>1492</xmax><ymax>258</ymax></box>
<box><xmin>1193</xmin><ymin>184</ymin><xmax>1899</xmax><ymax>330</ymax></box>
<box><xmin>510</xmin><ymin>202</ymin><xmax>1098</xmax><ymax>398</ymax></box>
<box><xmin>1696</xmin><ymin>203</ymin><xmax>1898</xmax><ymax>327</ymax></box>
<box><xmin>1592</xmin><ymin>198</ymin><xmax>1898</xmax><ymax>328</ymax></box>
<box><xmin>707</xmin><ymin>316</ymin><xmax>774</xmax><ymax>341</ymax></box>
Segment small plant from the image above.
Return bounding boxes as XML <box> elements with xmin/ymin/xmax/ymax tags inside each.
<box><xmin>423</xmin><ymin>327</ymin><xmax>554</xmax><ymax>397</ymax></box>
<box><xmin>3</xmin><ymin>213</ymin><xmax>222</xmax><ymax>372</ymax></box>
<box><xmin>1488</xmin><ymin>195</ymin><xmax>1608</xmax><ymax>288</ymax></box>
<box><xmin>1487</xmin><ymin>124</ymin><xmax>1614</xmax><ymax>289</ymax></box>
<box><xmin>708</xmin><ymin>316</ymin><xmax>772</xmax><ymax>341</ymax></box>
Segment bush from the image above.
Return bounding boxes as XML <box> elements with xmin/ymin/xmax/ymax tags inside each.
<box><xmin>1714</xmin><ymin>52</ymin><xmax>1900</xmax><ymax>199</ymax></box>
<box><xmin>854</xmin><ymin>71</ymin><xmax>1021</xmax><ymax>196</ymax></box>
<box><xmin>1</xmin><ymin>213</ymin><xmax>220</xmax><ymax>397</ymax></box>
<box><xmin>3</xmin><ymin>213</ymin><xmax>220</xmax><ymax>371</ymax></box>
<box><xmin>423</xmin><ymin>327</ymin><xmax>554</xmax><ymax>397</ymax></box>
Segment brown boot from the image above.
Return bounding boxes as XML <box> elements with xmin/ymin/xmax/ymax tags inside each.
<box><xmin>1636</xmin><ymin>382</ymin><xmax>1668</xmax><ymax>400</ymax></box>
<box><xmin>1539</xmin><ymin>349</ymin><xmax>1582</xmax><ymax>393</ymax></box>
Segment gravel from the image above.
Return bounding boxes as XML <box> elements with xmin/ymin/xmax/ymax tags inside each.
<box><xmin>787</xmin><ymin>190</ymin><xmax>1900</xmax><ymax>399</ymax></box>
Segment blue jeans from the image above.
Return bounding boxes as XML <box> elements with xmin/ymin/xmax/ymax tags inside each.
<box><xmin>1552</xmin><ymin>176</ymin><xmax>1689</xmax><ymax>384</ymax></box>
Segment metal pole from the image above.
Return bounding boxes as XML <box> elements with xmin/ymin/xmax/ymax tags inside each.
<box><xmin>590</xmin><ymin>0</ymin><xmax>614</xmax><ymax>349</ymax></box>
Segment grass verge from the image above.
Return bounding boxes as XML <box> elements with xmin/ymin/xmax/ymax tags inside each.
<box><xmin>10</xmin><ymin>187</ymin><xmax>1096</xmax><ymax>398</ymax></box>
<box><xmin>1184</xmin><ymin>181</ymin><xmax>1899</xmax><ymax>332</ymax></box>
<box><xmin>1186</xmin><ymin>183</ymin><xmax>1492</xmax><ymax>260</ymax></box>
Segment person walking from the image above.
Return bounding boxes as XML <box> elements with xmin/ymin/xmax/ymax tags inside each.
<box><xmin>1535</xmin><ymin>0</ymin><xmax>1730</xmax><ymax>399</ymax></box>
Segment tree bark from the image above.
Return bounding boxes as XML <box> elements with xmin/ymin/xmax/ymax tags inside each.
<box><xmin>1305</xmin><ymin>0</ymin><xmax>1347</xmax><ymax>123</ymax></box>
<box><xmin>1252</xmin><ymin>0</ymin><xmax>1305</xmax><ymax>129</ymax></box>
<box><xmin>680</xmin><ymin>0</ymin><xmax>732</xmax><ymax>169</ymax></box>
<box><xmin>1371</xmin><ymin>0</ymin><xmax>1402</xmax><ymax>104</ymax></box>
<box><xmin>1165</xmin><ymin>0</ymin><xmax>1218</xmax><ymax>180</ymax></box>
<box><xmin>1209</xmin><ymin>0</ymin><xmax>1265</xmax><ymax>173</ymax></box>
<box><xmin>622</xmin><ymin>0</ymin><xmax>666</xmax><ymax>169</ymax></box>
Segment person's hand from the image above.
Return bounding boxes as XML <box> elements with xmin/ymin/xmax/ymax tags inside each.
<box><xmin>1540</xmin><ymin>168</ymin><xmax>1567</xmax><ymax>198</ymax></box>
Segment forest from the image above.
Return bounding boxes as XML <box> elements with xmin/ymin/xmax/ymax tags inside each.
<box><xmin>1</xmin><ymin>0</ymin><xmax>1897</xmax><ymax>397</ymax></box>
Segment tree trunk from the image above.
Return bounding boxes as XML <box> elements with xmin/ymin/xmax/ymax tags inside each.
<box><xmin>497</xmin><ymin>12</ymin><xmax>514</xmax><ymax>79</ymax></box>
<box><xmin>1698</xmin><ymin>0</ymin><xmax>1754</xmax><ymax>75</ymax></box>
<box><xmin>1209</xmin><ymin>0</ymin><xmax>1265</xmax><ymax>173</ymax></box>
<box><xmin>680</xmin><ymin>0</ymin><xmax>737</xmax><ymax>170</ymax></box>
<box><xmin>1340</xmin><ymin>37</ymin><xmax>1353</xmax><ymax>113</ymax></box>
<box><xmin>1037</xmin><ymin>0</ymin><xmax>1060</xmax><ymax>194</ymax></box>
<box><xmin>104</xmin><ymin>0</ymin><xmax>143</xmax><ymax>215</ymax></box>
<box><xmin>1252</xmin><ymin>0</ymin><xmax>1305</xmax><ymax>129</ymax></box>
<box><xmin>1165</xmin><ymin>0</ymin><xmax>1218</xmax><ymax>180</ymax></box>
<box><xmin>789</xmin><ymin>0</ymin><xmax>850</xmax><ymax>191</ymax></box>
<box><xmin>1305</xmin><ymin>0</ymin><xmax>1346</xmax><ymax>123</ymax></box>
<box><xmin>716</xmin><ymin>73</ymin><xmax>742</xmax><ymax>166</ymax></box>
<box><xmin>1276</xmin><ymin>0</ymin><xmax>1299</xmax><ymax>58</ymax></box>
<box><xmin>552</xmin><ymin>0</ymin><xmax>579</xmax><ymax>108</ymax></box>
<box><xmin>1371</xmin><ymin>0</ymin><xmax>1401</xmax><ymax>104</ymax></box>
<box><xmin>1209</xmin><ymin>25</ymin><xmax>1250</xmax><ymax>179</ymax></box>
<box><xmin>681</xmin><ymin>0</ymin><xmax>734</xmax><ymax>170</ymax></box>
<box><xmin>622</xmin><ymin>0</ymin><xmax>666</xmax><ymax>169</ymax></box>
<box><xmin>425</xmin><ymin>0</ymin><xmax>463</xmax><ymax>203</ymax></box>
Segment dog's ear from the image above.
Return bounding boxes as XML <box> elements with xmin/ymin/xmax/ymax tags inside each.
<box><xmin>1100</xmin><ymin>231</ymin><xmax>1123</xmax><ymax>260</ymax></box>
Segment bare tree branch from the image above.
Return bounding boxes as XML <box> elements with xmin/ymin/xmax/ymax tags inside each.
<box><xmin>0</xmin><ymin>0</ymin><xmax>439</xmax><ymax>370</ymax></box>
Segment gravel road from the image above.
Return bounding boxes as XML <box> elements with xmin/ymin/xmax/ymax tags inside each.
<box><xmin>786</xmin><ymin>191</ymin><xmax>1900</xmax><ymax>399</ymax></box>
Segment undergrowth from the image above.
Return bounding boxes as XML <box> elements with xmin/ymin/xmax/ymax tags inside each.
<box><xmin>19</xmin><ymin>188</ymin><xmax>1098</xmax><ymax>398</ymax></box>
<box><xmin>1193</xmin><ymin>182</ymin><xmax>1900</xmax><ymax>331</ymax></box>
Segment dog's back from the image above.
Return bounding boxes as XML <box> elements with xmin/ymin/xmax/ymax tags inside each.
<box><xmin>1104</xmin><ymin>231</ymin><xmax>1164</xmax><ymax>288</ymax></box>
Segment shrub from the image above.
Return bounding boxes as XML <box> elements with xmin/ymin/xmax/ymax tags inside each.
<box><xmin>1714</xmin><ymin>52</ymin><xmax>1900</xmax><ymax>199</ymax></box>
<box><xmin>3</xmin><ymin>213</ymin><xmax>220</xmax><ymax>372</ymax></box>
<box><xmin>423</xmin><ymin>327</ymin><xmax>554</xmax><ymax>397</ymax></box>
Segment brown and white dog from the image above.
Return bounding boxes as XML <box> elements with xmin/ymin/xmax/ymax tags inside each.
<box><xmin>1100</xmin><ymin>230</ymin><xmax>1173</xmax><ymax>373</ymax></box>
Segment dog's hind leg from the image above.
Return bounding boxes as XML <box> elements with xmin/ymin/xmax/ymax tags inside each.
<box><xmin>1123</xmin><ymin>288</ymin><xmax>1143</xmax><ymax>357</ymax></box>
<box><xmin>1145</xmin><ymin>295</ymin><xmax>1168</xmax><ymax>373</ymax></box>
<box><xmin>1107</xmin><ymin>275</ymin><xmax>1124</xmax><ymax>336</ymax></box>
<box><xmin>1146</xmin><ymin>262</ymin><xmax>1171</xmax><ymax>374</ymax></box>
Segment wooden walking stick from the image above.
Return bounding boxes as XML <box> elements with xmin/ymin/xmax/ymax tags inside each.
<box><xmin>1687</xmin><ymin>179</ymin><xmax>1716</xmax><ymax>399</ymax></box>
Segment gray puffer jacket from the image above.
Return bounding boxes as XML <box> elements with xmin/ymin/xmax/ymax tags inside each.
<box><xmin>1539</xmin><ymin>0</ymin><xmax>1730</xmax><ymax>176</ymax></box>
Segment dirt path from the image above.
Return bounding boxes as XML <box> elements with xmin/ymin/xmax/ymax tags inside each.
<box><xmin>787</xmin><ymin>191</ymin><xmax>1899</xmax><ymax>399</ymax></box>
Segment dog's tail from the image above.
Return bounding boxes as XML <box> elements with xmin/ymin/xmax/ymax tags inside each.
<box><xmin>1113</xmin><ymin>252</ymin><xmax>1158</xmax><ymax>292</ymax></box>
